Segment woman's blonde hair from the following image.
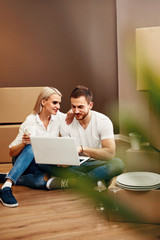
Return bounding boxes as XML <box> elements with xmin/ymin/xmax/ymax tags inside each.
<box><xmin>33</xmin><ymin>87</ymin><xmax>62</xmax><ymax>114</ymax></box>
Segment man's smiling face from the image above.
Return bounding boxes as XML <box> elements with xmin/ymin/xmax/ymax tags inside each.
<box><xmin>71</xmin><ymin>96</ymin><xmax>93</xmax><ymax>121</ymax></box>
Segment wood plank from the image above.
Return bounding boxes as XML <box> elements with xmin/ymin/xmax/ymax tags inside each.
<box><xmin>0</xmin><ymin>164</ymin><xmax>160</xmax><ymax>240</ymax></box>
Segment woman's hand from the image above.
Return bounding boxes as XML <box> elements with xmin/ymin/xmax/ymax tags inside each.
<box><xmin>65</xmin><ymin>109</ymin><xmax>74</xmax><ymax>125</ymax></box>
<box><xmin>22</xmin><ymin>133</ymin><xmax>31</xmax><ymax>145</ymax></box>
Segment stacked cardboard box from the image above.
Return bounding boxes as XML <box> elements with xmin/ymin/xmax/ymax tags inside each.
<box><xmin>108</xmin><ymin>178</ymin><xmax>160</xmax><ymax>224</ymax></box>
<box><xmin>126</xmin><ymin>147</ymin><xmax>160</xmax><ymax>174</ymax></box>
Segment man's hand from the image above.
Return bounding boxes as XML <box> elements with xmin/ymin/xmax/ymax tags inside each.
<box><xmin>81</xmin><ymin>139</ymin><xmax>115</xmax><ymax>160</ymax></box>
<box><xmin>77</xmin><ymin>145</ymin><xmax>83</xmax><ymax>155</ymax></box>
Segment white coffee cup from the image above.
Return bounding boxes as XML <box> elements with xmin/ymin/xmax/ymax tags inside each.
<box><xmin>129</xmin><ymin>133</ymin><xmax>141</xmax><ymax>150</ymax></box>
<box><xmin>24</xmin><ymin>126</ymin><xmax>36</xmax><ymax>136</ymax></box>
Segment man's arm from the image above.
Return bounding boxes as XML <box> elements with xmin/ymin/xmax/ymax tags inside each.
<box><xmin>80</xmin><ymin>138</ymin><xmax>116</xmax><ymax>161</ymax></box>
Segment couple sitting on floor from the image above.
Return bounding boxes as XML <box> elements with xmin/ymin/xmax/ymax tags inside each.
<box><xmin>0</xmin><ymin>85</ymin><xmax>124</xmax><ymax>208</ymax></box>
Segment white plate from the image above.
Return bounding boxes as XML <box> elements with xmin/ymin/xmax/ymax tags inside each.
<box><xmin>116</xmin><ymin>179</ymin><xmax>160</xmax><ymax>188</ymax></box>
<box><xmin>116</xmin><ymin>181</ymin><xmax>160</xmax><ymax>191</ymax></box>
<box><xmin>116</xmin><ymin>181</ymin><xmax>160</xmax><ymax>189</ymax></box>
<box><xmin>116</xmin><ymin>172</ymin><xmax>160</xmax><ymax>187</ymax></box>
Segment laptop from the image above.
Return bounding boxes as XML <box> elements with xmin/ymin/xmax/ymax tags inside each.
<box><xmin>30</xmin><ymin>136</ymin><xmax>90</xmax><ymax>166</ymax></box>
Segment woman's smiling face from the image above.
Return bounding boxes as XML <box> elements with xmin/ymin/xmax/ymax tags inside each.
<box><xmin>42</xmin><ymin>93</ymin><xmax>61</xmax><ymax>115</ymax></box>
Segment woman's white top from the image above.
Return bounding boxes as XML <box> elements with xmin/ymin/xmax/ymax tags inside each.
<box><xmin>9</xmin><ymin>111</ymin><xmax>65</xmax><ymax>148</ymax></box>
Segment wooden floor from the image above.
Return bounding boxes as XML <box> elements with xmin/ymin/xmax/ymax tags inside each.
<box><xmin>0</xmin><ymin>163</ymin><xmax>160</xmax><ymax>240</ymax></box>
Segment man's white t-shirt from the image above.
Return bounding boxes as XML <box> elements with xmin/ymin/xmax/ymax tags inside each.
<box><xmin>9</xmin><ymin>111</ymin><xmax>65</xmax><ymax>148</ymax></box>
<box><xmin>60</xmin><ymin>110</ymin><xmax>114</xmax><ymax>148</ymax></box>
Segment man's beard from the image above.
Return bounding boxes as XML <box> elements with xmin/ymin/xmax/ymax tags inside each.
<box><xmin>75</xmin><ymin>110</ymin><xmax>89</xmax><ymax>120</ymax></box>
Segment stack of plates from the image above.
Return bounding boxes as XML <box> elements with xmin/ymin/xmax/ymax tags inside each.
<box><xmin>116</xmin><ymin>172</ymin><xmax>160</xmax><ymax>191</ymax></box>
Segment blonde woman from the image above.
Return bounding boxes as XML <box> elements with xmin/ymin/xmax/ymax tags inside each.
<box><xmin>0</xmin><ymin>87</ymin><xmax>65</xmax><ymax>207</ymax></box>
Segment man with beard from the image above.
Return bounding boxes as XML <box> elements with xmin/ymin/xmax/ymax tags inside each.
<box><xmin>46</xmin><ymin>85</ymin><xmax>124</xmax><ymax>190</ymax></box>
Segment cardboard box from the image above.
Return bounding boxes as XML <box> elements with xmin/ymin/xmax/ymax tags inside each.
<box><xmin>0</xmin><ymin>125</ymin><xmax>19</xmax><ymax>163</ymax></box>
<box><xmin>126</xmin><ymin>147</ymin><xmax>160</xmax><ymax>174</ymax></box>
<box><xmin>149</xmin><ymin>99</ymin><xmax>160</xmax><ymax>151</ymax></box>
<box><xmin>0</xmin><ymin>87</ymin><xmax>44</xmax><ymax>123</ymax></box>
<box><xmin>136</xmin><ymin>27</ymin><xmax>160</xmax><ymax>152</ymax></box>
<box><xmin>107</xmin><ymin>178</ymin><xmax>160</xmax><ymax>224</ymax></box>
<box><xmin>136</xmin><ymin>27</ymin><xmax>160</xmax><ymax>91</ymax></box>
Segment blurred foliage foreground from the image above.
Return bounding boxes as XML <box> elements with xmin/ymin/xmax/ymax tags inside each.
<box><xmin>65</xmin><ymin>63</ymin><xmax>159</xmax><ymax>224</ymax></box>
<box><xmin>51</xmin><ymin>62</ymin><xmax>160</xmax><ymax>224</ymax></box>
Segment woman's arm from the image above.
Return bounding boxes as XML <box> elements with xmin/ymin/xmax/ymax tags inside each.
<box><xmin>9</xmin><ymin>142</ymin><xmax>26</xmax><ymax>157</ymax></box>
<box><xmin>9</xmin><ymin>134</ymin><xmax>31</xmax><ymax>157</ymax></box>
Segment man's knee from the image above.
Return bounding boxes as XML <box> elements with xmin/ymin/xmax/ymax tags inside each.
<box><xmin>110</xmin><ymin>158</ymin><xmax>125</xmax><ymax>174</ymax></box>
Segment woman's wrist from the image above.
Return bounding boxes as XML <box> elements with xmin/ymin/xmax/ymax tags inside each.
<box><xmin>22</xmin><ymin>141</ymin><xmax>26</xmax><ymax>146</ymax></box>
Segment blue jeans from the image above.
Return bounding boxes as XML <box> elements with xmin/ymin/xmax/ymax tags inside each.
<box><xmin>39</xmin><ymin>158</ymin><xmax>125</xmax><ymax>184</ymax></box>
<box><xmin>7</xmin><ymin>144</ymin><xmax>124</xmax><ymax>188</ymax></box>
<box><xmin>6</xmin><ymin>145</ymin><xmax>46</xmax><ymax>189</ymax></box>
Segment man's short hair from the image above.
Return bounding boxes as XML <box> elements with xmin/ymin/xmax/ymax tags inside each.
<box><xmin>70</xmin><ymin>85</ymin><xmax>93</xmax><ymax>104</ymax></box>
